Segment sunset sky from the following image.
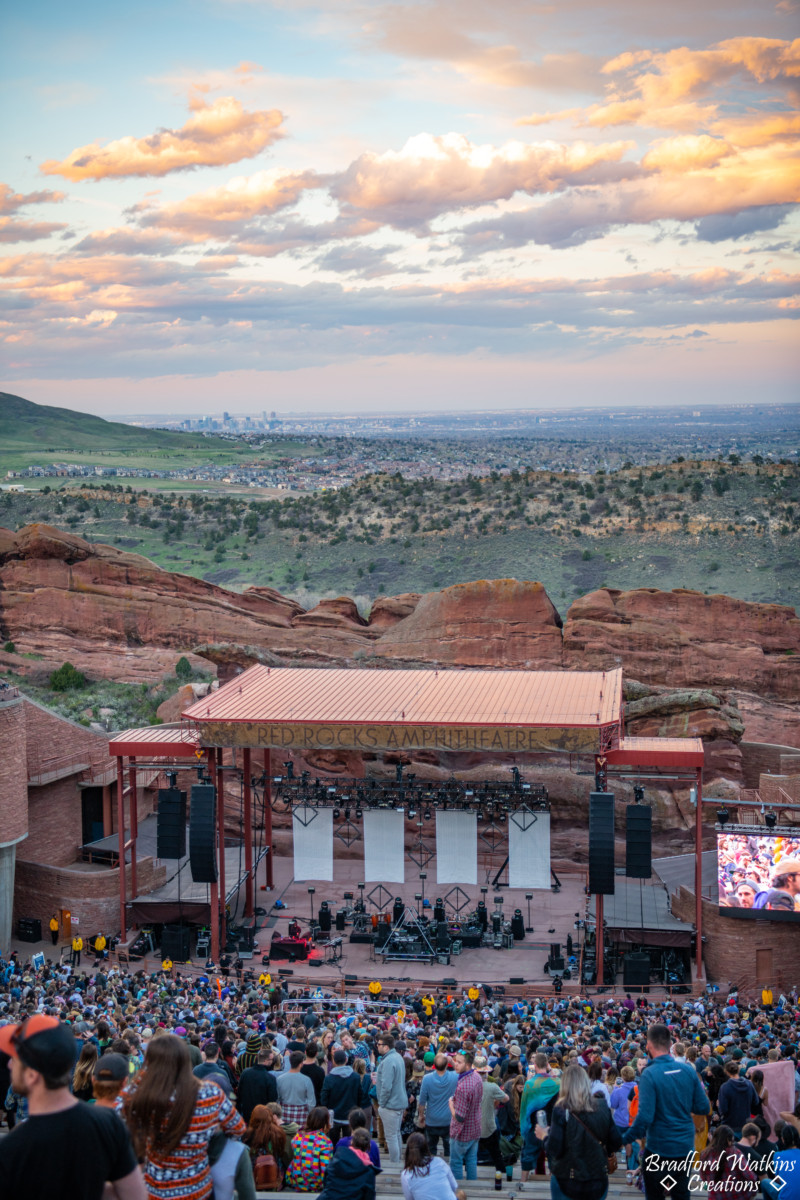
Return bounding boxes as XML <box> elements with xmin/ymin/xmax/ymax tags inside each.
<box><xmin>2</xmin><ymin>1</ymin><xmax>799</xmax><ymax>415</ymax></box>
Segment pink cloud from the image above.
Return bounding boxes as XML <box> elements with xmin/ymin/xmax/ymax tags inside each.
<box><xmin>40</xmin><ymin>96</ymin><xmax>286</xmax><ymax>181</ymax></box>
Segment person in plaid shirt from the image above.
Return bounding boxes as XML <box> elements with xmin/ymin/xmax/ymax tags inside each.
<box><xmin>448</xmin><ymin>1049</ymin><xmax>483</xmax><ymax>1181</ymax></box>
<box><xmin>277</xmin><ymin>1051</ymin><xmax>316</xmax><ymax>1128</ymax></box>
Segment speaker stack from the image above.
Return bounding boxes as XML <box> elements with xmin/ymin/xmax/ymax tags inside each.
<box><xmin>189</xmin><ymin>783</ymin><xmax>218</xmax><ymax>883</ymax></box>
<box><xmin>623</xmin><ymin>952</ymin><xmax>651</xmax><ymax>988</ymax></box>
<box><xmin>161</xmin><ymin>924</ymin><xmax>191</xmax><ymax>962</ymax></box>
<box><xmin>157</xmin><ymin>788</ymin><xmax>187</xmax><ymax>859</ymax></box>
<box><xmin>436</xmin><ymin>924</ymin><xmax>451</xmax><ymax>952</ymax></box>
<box><xmin>626</xmin><ymin>805</ymin><xmax>652</xmax><ymax>879</ymax></box>
<box><xmin>318</xmin><ymin>903</ymin><xmax>332</xmax><ymax>933</ymax></box>
<box><xmin>335</xmin><ymin>909</ymin><xmax>346</xmax><ymax>932</ymax></box>
<box><xmin>433</xmin><ymin>898</ymin><xmax>446</xmax><ymax>923</ymax></box>
<box><xmin>392</xmin><ymin>897</ymin><xmax>405</xmax><ymax>923</ymax></box>
<box><xmin>588</xmin><ymin>791</ymin><xmax>615</xmax><ymax>894</ymax></box>
<box><xmin>511</xmin><ymin>909</ymin><xmax>525</xmax><ymax>940</ymax></box>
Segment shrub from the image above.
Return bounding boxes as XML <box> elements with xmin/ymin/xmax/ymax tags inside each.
<box><xmin>50</xmin><ymin>662</ymin><xmax>87</xmax><ymax>691</ymax></box>
<box><xmin>175</xmin><ymin>656</ymin><xmax>192</xmax><ymax>681</ymax></box>
<box><xmin>3</xmin><ymin>641</ymin><xmax>14</xmax><ymax>653</ymax></box>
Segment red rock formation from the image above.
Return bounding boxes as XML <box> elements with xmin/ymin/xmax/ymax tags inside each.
<box><xmin>563</xmin><ymin>587</ymin><xmax>800</xmax><ymax>701</ymax></box>
<box><xmin>370</xmin><ymin>579</ymin><xmax>563</xmax><ymax>667</ymax></box>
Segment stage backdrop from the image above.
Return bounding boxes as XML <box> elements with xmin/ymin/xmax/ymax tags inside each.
<box><xmin>509</xmin><ymin>808</ymin><xmax>551</xmax><ymax>888</ymax></box>
<box><xmin>364</xmin><ymin>809</ymin><xmax>405</xmax><ymax>883</ymax></box>
<box><xmin>436</xmin><ymin>811</ymin><xmax>477</xmax><ymax>885</ymax></box>
<box><xmin>292</xmin><ymin>806</ymin><xmax>333</xmax><ymax>881</ymax></box>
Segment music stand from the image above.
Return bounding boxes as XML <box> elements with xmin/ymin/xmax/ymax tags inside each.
<box><xmin>525</xmin><ymin>893</ymin><xmax>534</xmax><ymax>933</ymax></box>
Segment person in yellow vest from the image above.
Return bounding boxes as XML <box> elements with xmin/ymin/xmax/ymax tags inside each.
<box><xmin>94</xmin><ymin>933</ymin><xmax>106</xmax><ymax>963</ymax></box>
<box><xmin>162</xmin><ymin>958</ymin><xmax>173</xmax><ymax>974</ymax></box>
<box><xmin>49</xmin><ymin>915</ymin><xmax>59</xmax><ymax>947</ymax></box>
<box><xmin>71</xmin><ymin>934</ymin><xmax>83</xmax><ymax>967</ymax></box>
<box><xmin>761</xmin><ymin>984</ymin><xmax>773</xmax><ymax>1008</ymax></box>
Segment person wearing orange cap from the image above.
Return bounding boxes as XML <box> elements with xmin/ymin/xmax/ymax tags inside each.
<box><xmin>0</xmin><ymin>1015</ymin><xmax>145</xmax><ymax>1200</ymax></box>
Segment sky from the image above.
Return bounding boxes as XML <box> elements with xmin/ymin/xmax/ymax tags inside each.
<box><xmin>1</xmin><ymin>0</ymin><xmax>799</xmax><ymax>416</ymax></box>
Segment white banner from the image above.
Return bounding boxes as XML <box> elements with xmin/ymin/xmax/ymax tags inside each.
<box><xmin>436</xmin><ymin>811</ymin><xmax>477</xmax><ymax>885</ymax></box>
<box><xmin>363</xmin><ymin>809</ymin><xmax>405</xmax><ymax>883</ymax></box>
<box><xmin>292</xmin><ymin>806</ymin><xmax>333</xmax><ymax>881</ymax></box>
<box><xmin>509</xmin><ymin>808</ymin><xmax>550</xmax><ymax>889</ymax></box>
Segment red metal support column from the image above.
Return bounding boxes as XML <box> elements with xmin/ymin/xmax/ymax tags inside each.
<box><xmin>264</xmin><ymin>749</ymin><xmax>274</xmax><ymax>890</ymax></box>
<box><xmin>116</xmin><ymin>757</ymin><xmax>127</xmax><ymax>942</ymax></box>
<box><xmin>208</xmin><ymin>747</ymin><xmax>220</xmax><ymax>962</ymax></box>
<box><xmin>128</xmin><ymin>757</ymin><xmax>138</xmax><ymax>900</ymax></box>
<box><xmin>596</xmin><ymin>893</ymin><xmax>604</xmax><ymax>988</ymax></box>
<box><xmin>695</xmin><ymin>768</ymin><xmax>703</xmax><ymax>981</ymax></box>
<box><xmin>243</xmin><ymin>748</ymin><xmax>253</xmax><ymax>918</ymax></box>
<box><xmin>211</xmin><ymin>748</ymin><xmax>226</xmax><ymax>948</ymax></box>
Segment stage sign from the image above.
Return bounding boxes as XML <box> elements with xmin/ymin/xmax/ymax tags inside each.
<box><xmin>717</xmin><ymin>830</ymin><xmax>800</xmax><ymax>920</ymax></box>
<box><xmin>197</xmin><ymin>720</ymin><xmax>601</xmax><ymax>754</ymax></box>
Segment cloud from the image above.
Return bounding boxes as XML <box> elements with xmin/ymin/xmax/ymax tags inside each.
<box><xmin>515</xmin><ymin>109</ymin><xmax>582</xmax><ymax>127</ymax></box>
<box><xmin>695</xmin><ymin>204</ymin><xmax>796</xmax><ymax>241</ymax></box>
<box><xmin>641</xmin><ymin>134</ymin><xmax>735</xmax><ymax>172</ymax></box>
<box><xmin>134</xmin><ymin>168</ymin><xmax>315</xmax><ymax>240</ymax></box>
<box><xmin>40</xmin><ymin>96</ymin><xmax>286</xmax><ymax>181</ymax></box>
<box><xmin>330</xmin><ymin>132</ymin><xmax>637</xmax><ymax>229</ymax></box>
<box><xmin>0</xmin><ymin>183</ymin><xmax>67</xmax><ymax>243</ymax></box>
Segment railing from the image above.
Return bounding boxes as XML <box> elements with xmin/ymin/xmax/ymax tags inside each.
<box><xmin>27</xmin><ymin>742</ymin><xmax>113</xmax><ymax>786</ymax></box>
<box><xmin>79</xmin><ymin>845</ymin><xmax>120</xmax><ymax>867</ymax></box>
<box><xmin>0</xmin><ymin>681</ymin><xmax>20</xmax><ymax>701</ymax></box>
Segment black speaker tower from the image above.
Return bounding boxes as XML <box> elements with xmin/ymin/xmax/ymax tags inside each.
<box><xmin>189</xmin><ymin>783</ymin><xmax>218</xmax><ymax>884</ymax></box>
<box><xmin>588</xmin><ymin>791</ymin><xmax>615</xmax><ymax>894</ymax></box>
<box><xmin>625</xmin><ymin>805</ymin><xmax>652</xmax><ymax>879</ymax></box>
<box><xmin>157</xmin><ymin>788</ymin><xmax>187</xmax><ymax>859</ymax></box>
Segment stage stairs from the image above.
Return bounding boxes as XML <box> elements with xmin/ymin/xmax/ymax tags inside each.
<box><xmin>255</xmin><ymin>1162</ymin><xmax>635</xmax><ymax>1198</ymax></box>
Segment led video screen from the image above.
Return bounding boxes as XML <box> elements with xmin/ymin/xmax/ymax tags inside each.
<box><xmin>717</xmin><ymin>832</ymin><xmax>800</xmax><ymax>919</ymax></box>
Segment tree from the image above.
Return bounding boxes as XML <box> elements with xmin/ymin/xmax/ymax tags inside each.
<box><xmin>175</xmin><ymin>656</ymin><xmax>192</xmax><ymax>681</ymax></box>
<box><xmin>50</xmin><ymin>662</ymin><xmax>86</xmax><ymax>691</ymax></box>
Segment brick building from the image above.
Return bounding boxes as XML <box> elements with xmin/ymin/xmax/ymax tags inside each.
<box><xmin>0</xmin><ymin>691</ymin><xmax>166</xmax><ymax>953</ymax></box>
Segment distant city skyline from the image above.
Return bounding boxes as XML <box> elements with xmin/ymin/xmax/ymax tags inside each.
<box><xmin>2</xmin><ymin>0</ymin><xmax>798</xmax><ymax>416</ymax></box>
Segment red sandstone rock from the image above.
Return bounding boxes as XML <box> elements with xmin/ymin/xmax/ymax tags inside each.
<box><xmin>370</xmin><ymin>579</ymin><xmax>563</xmax><ymax>667</ymax></box>
<box><xmin>292</xmin><ymin>597</ymin><xmax>372</xmax><ymax>633</ymax></box>
<box><xmin>563</xmin><ymin>587</ymin><xmax>800</xmax><ymax>702</ymax></box>
<box><xmin>155</xmin><ymin>683</ymin><xmax>196</xmax><ymax>724</ymax></box>
<box><xmin>368</xmin><ymin>593</ymin><xmax>422</xmax><ymax>630</ymax></box>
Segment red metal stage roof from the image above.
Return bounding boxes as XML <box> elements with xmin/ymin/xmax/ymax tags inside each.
<box><xmin>183</xmin><ymin>665</ymin><xmax>623</xmax><ymax>729</ymax></box>
<box><xmin>606</xmin><ymin>736</ymin><xmax>704</xmax><ymax>769</ymax></box>
<box><xmin>108</xmin><ymin>725</ymin><xmax>201</xmax><ymax>758</ymax></box>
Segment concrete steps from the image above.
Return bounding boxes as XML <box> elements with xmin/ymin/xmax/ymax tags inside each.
<box><xmin>255</xmin><ymin>1162</ymin><xmax>636</xmax><ymax>1198</ymax></box>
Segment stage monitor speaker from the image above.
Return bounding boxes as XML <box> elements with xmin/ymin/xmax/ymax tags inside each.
<box><xmin>161</xmin><ymin>924</ymin><xmax>191</xmax><ymax>962</ymax></box>
<box><xmin>335</xmin><ymin>909</ymin><xmax>346</xmax><ymax>932</ymax></box>
<box><xmin>626</xmin><ymin>805</ymin><xmax>652</xmax><ymax>879</ymax></box>
<box><xmin>375</xmin><ymin>923</ymin><xmax>390</xmax><ymax>947</ymax></box>
<box><xmin>550</xmin><ymin>955</ymin><xmax>565</xmax><ymax>972</ymax></box>
<box><xmin>623</xmin><ymin>952</ymin><xmax>650</xmax><ymax>987</ymax></box>
<box><xmin>157</xmin><ymin>788</ymin><xmax>187</xmax><ymax>859</ymax></box>
<box><xmin>318</xmin><ymin>904</ymin><xmax>331</xmax><ymax>933</ymax></box>
<box><xmin>509</xmin><ymin>976</ymin><xmax>525</xmax><ymax>985</ymax></box>
<box><xmin>345</xmin><ymin>974</ymin><xmax>357</xmax><ymax>982</ymax></box>
<box><xmin>436</xmin><ymin>925</ymin><xmax>451</xmax><ymax>951</ymax></box>
<box><xmin>189</xmin><ymin>784</ymin><xmax>218</xmax><ymax>883</ymax></box>
<box><xmin>442</xmin><ymin>977</ymin><xmax>457</xmax><ymax>987</ymax></box>
<box><xmin>278</xmin><ymin>968</ymin><xmax>293</xmax><ymax>976</ymax></box>
<box><xmin>588</xmin><ymin>791</ymin><xmax>615</xmax><ymax>894</ymax></box>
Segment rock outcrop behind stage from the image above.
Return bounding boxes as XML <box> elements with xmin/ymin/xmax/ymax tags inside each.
<box><xmin>1</xmin><ymin>525</ymin><xmax>798</xmax><ymax>762</ymax></box>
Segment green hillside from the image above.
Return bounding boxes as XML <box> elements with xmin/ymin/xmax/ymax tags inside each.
<box><xmin>0</xmin><ymin>392</ymin><xmax>246</xmax><ymax>473</ymax></box>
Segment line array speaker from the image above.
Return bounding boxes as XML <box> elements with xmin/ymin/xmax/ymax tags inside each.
<box><xmin>623</xmin><ymin>952</ymin><xmax>650</xmax><ymax>987</ymax></box>
<box><xmin>157</xmin><ymin>788</ymin><xmax>187</xmax><ymax>859</ymax></box>
<box><xmin>588</xmin><ymin>791</ymin><xmax>615</xmax><ymax>895</ymax></box>
<box><xmin>625</xmin><ymin>805</ymin><xmax>652</xmax><ymax>879</ymax></box>
<box><xmin>189</xmin><ymin>783</ymin><xmax>218</xmax><ymax>884</ymax></box>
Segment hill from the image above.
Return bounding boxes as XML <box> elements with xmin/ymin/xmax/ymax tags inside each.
<box><xmin>0</xmin><ymin>392</ymin><xmax>241</xmax><ymax>473</ymax></box>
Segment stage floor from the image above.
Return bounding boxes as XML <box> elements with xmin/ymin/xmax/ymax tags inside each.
<box><xmin>254</xmin><ymin>854</ymin><xmax>588</xmax><ymax>988</ymax></box>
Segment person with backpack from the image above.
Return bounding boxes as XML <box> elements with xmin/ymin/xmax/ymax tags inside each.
<box><xmin>317</xmin><ymin>1127</ymin><xmax>381</xmax><ymax>1200</ymax></box>
<box><xmin>609</xmin><ymin>1065</ymin><xmax>638</xmax><ymax>1183</ymax></box>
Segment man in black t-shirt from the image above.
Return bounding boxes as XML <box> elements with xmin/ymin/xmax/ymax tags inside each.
<box><xmin>301</xmin><ymin>1039</ymin><xmax>326</xmax><ymax>1104</ymax></box>
<box><xmin>0</xmin><ymin>1014</ymin><xmax>144</xmax><ymax>1200</ymax></box>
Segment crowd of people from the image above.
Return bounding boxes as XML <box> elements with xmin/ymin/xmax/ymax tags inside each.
<box><xmin>0</xmin><ymin>948</ymin><xmax>798</xmax><ymax>1200</ymax></box>
<box><xmin>717</xmin><ymin>834</ymin><xmax>800</xmax><ymax>912</ymax></box>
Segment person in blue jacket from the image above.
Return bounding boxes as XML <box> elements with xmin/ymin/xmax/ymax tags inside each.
<box><xmin>624</xmin><ymin>1023</ymin><xmax>710</xmax><ymax>1200</ymax></box>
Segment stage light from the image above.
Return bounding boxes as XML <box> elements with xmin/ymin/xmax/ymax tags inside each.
<box><xmin>333</xmin><ymin>808</ymin><xmax>340</xmax><ymax>819</ymax></box>
<box><xmin>408</xmin><ymin>807</ymin><xmax>417</xmax><ymax>819</ymax></box>
<box><xmin>327</xmin><ymin>786</ymin><xmax>337</xmax><ymax>795</ymax></box>
<box><xmin>355</xmin><ymin>806</ymin><xmax>362</xmax><ymax>819</ymax></box>
<box><xmin>716</xmin><ymin>806</ymin><xmax>730</xmax><ymax>826</ymax></box>
<box><xmin>765</xmin><ymin>810</ymin><xmax>777</xmax><ymax>829</ymax></box>
<box><xmin>633</xmin><ymin>786</ymin><xmax>645</xmax><ymax>803</ymax></box>
<box><xmin>283</xmin><ymin>761</ymin><xmax>294</xmax><ymax>780</ymax></box>
<box><xmin>424</xmin><ymin>808</ymin><xmax>432</xmax><ymax>821</ymax></box>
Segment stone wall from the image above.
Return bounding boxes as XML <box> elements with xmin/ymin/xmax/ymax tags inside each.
<box><xmin>740</xmin><ymin>741</ymin><xmax>799</xmax><ymax>790</ymax></box>
<box><xmin>0</xmin><ymin>697</ymin><xmax>27</xmax><ymax>846</ymax></box>
<box><xmin>13</xmin><ymin>856</ymin><xmax>166</xmax><ymax>938</ymax></box>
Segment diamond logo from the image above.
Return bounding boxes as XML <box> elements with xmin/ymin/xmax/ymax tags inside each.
<box><xmin>772</xmin><ymin>1179</ymin><xmax>786</xmax><ymax>1194</ymax></box>
<box><xmin>661</xmin><ymin>1176</ymin><xmax>677</xmax><ymax>1193</ymax></box>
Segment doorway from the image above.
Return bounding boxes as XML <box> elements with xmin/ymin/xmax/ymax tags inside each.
<box><xmin>755</xmin><ymin>948</ymin><xmax>773</xmax><ymax>983</ymax></box>
<box><xmin>81</xmin><ymin>787</ymin><xmax>105</xmax><ymax>844</ymax></box>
